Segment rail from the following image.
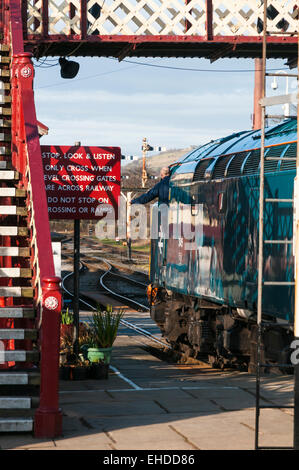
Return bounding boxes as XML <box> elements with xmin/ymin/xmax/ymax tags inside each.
<box><xmin>61</xmin><ymin>263</ymin><xmax>171</xmax><ymax>349</ymax></box>
<box><xmin>5</xmin><ymin>0</ymin><xmax>62</xmax><ymax>438</ymax></box>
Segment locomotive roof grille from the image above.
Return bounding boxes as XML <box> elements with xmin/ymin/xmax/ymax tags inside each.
<box><xmin>280</xmin><ymin>143</ymin><xmax>296</xmax><ymax>171</ymax></box>
<box><xmin>193</xmin><ymin>159</ymin><xmax>213</xmax><ymax>182</ymax></box>
<box><xmin>243</xmin><ymin>149</ymin><xmax>260</xmax><ymax>175</ymax></box>
<box><xmin>264</xmin><ymin>146</ymin><xmax>280</xmax><ymax>173</ymax></box>
<box><xmin>212</xmin><ymin>155</ymin><xmax>231</xmax><ymax>179</ymax></box>
<box><xmin>190</xmin><ymin>142</ymin><xmax>297</xmax><ymax>182</ymax></box>
<box><xmin>226</xmin><ymin>152</ymin><xmax>249</xmax><ymax>177</ymax></box>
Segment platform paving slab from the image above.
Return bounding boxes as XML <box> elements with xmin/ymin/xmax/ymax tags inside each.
<box><xmin>0</xmin><ymin>322</ymin><xmax>296</xmax><ymax>450</ymax></box>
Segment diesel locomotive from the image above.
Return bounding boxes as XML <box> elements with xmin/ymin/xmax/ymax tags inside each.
<box><xmin>149</xmin><ymin>118</ymin><xmax>296</xmax><ymax>371</ymax></box>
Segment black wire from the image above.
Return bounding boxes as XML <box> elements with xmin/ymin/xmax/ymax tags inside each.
<box><xmin>108</xmin><ymin>57</ymin><xmax>293</xmax><ymax>73</ymax></box>
<box><xmin>36</xmin><ymin>63</ymin><xmax>59</xmax><ymax>68</ymax></box>
<box><xmin>34</xmin><ymin>57</ymin><xmax>59</xmax><ymax>68</ymax></box>
<box><xmin>36</xmin><ymin>64</ymin><xmax>138</xmax><ymax>89</ymax></box>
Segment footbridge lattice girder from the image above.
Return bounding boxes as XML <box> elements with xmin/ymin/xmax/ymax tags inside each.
<box><xmin>5</xmin><ymin>0</ymin><xmax>299</xmax><ymax>59</ymax></box>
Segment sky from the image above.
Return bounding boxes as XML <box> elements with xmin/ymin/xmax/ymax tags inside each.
<box><xmin>33</xmin><ymin>55</ymin><xmax>295</xmax><ymax>158</ymax></box>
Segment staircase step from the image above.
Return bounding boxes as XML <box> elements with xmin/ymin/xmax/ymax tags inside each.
<box><xmin>0</xmin><ymin>145</ymin><xmax>10</xmax><ymax>154</ymax></box>
<box><xmin>0</xmin><ymin>170</ymin><xmax>19</xmax><ymax>180</ymax></box>
<box><xmin>0</xmin><ymin>160</ymin><xmax>11</xmax><ymax>169</ymax></box>
<box><xmin>0</xmin><ymin>307</ymin><xmax>34</xmax><ymax>318</ymax></box>
<box><xmin>0</xmin><ymin>372</ymin><xmax>40</xmax><ymax>385</ymax></box>
<box><xmin>0</xmin><ymin>133</ymin><xmax>11</xmax><ymax>141</ymax></box>
<box><xmin>0</xmin><ymin>70</ymin><xmax>10</xmax><ymax>78</ymax></box>
<box><xmin>0</xmin><ymin>397</ymin><xmax>31</xmax><ymax>409</ymax></box>
<box><xmin>1</xmin><ymin>350</ymin><xmax>39</xmax><ymax>362</ymax></box>
<box><xmin>0</xmin><ymin>287</ymin><xmax>33</xmax><ymax>297</ymax></box>
<box><xmin>0</xmin><ymin>107</ymin><xmax>11</xmax><ymax>115</ymax></box>
<box><xmin>0</xmin><ymin>45</ymin><xmax>10</xmax><ymax>53</ymax></box>
<box><xmin>0</xmin><ymin>187</ymin><xmax>26</xmax><ymax>197</ymax></box>
<box><xmin>0</xmin><ymin>206</ymin><xmax>27</xmax><ymax>216</ymax></box>
<box><xmin>0</xmin><ymin>418</ymin><xmax>33</xmax><ymax>432</ymax></box>
<box><xmin>0</xmin><ymin>226</ymin><xmax>29</xmax><ymax>236</ymax></box>
<box><xmin>0</xmin><ymin>329</ymin><xmax>37</xmax><ymax>340</ymax></box>
<box><xmin>0</xmin><ymin>268</ymin><xmax>32</xmax><ymax>278</ymax></box>
<box><xmin>0</xmin><ymin>95</ymin><xmax>11</xmax><ymax>104</ymax></box>
<box><xmin>0</xmin><ymin>57</ymin><xmax>10</xmax><ymax>64</ymax></box>
<box><xmin>0</xmin><ymin>84</ymin><xmax>10</xmax><ymax>91</ymax></box>
<box><xmin>0</xmin><ymin>247</ymin><xmax>30</xmax><ymax>256</ymax></box>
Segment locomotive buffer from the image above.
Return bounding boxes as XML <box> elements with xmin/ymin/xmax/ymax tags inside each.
<box><xmin>255</xmin><ymin>0</ymin><xmax>298</xmax><ymax>451</ymax></box>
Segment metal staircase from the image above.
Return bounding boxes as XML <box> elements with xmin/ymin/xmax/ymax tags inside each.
<box><xmin>0</xmin><ymin>1</ymin><xmax>62</xmax><ymax>438</ymax></box>
<box><xmin>0</xmin><ymin>43</ymin><xmax>39</xmax><ymax>433</ymax></box>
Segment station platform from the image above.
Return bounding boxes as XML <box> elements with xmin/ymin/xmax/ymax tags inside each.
<box><xmin>0</xmin><ymin>312</ymin><xmax>294</xmax><ymax>451</ymax></box>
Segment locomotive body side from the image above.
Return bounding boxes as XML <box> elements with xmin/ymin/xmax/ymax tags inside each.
<box><xmin>149</xmin><ymin>119</ymin><xmax>296</xmax><ymax>368</ymax></box>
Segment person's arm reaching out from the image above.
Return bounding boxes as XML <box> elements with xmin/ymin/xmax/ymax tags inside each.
<box><xmin>131</xmin><ymin>181</ymin><xmax>161</xmax><ymax>205</ymax></box>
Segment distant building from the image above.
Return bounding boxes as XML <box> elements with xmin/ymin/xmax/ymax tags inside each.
<box><xmin>121</xmin><ymin>155</ymin><xmax>139</xmax><ymax>161</ymax></box>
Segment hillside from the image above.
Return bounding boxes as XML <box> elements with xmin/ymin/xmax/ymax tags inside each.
<box><xmin>121</xmin><ymin>145</ymin><xmax>197</xmax><ymax>189</ymax></box>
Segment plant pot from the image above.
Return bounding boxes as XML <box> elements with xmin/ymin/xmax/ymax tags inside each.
<box><xmin>59</xmin><ymin>365</ymin><xmax>71</xmax><ymax>380</ymax></box>
<box><xmin>61</xmin><ymin>324</ymin><xmax>74</xmax><ymax>337</ymax></box>
<box><xmin>59</xmin><ymin>351</ymin><xmax>67</xmax><ymax>366</ymax></box>
<box><xmin>72</xmin><ymin>366</ymin><xmax>88</xmax><ymax>380</ymax></box>
<box><xmin>90</xmin><ymin>363</ymin><xmax>109</xmax><ymax>380</ymax></box>
<box><xmin>80</xmin><ymin>344</ymin><xmax>89</xmax><ymax>361</ymax></box>
<box><xmin>87</xmin><ymin>347</ymin><xmax>112</xmax><ymax>364</ymax></box>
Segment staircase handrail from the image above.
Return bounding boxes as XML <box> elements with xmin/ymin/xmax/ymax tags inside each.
<box><xmin>3</xmin><ymin>0</ymin><xmax>62</xmax><ymax>438</ymax></box>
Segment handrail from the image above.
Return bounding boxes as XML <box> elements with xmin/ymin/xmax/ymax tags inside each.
<box><xmin>5</xmin><ymin>0</ymin><xmax>62</xmax><ymax>438</ymax></box>
<box><xmin>9</xmin><ymin>3</ymin><xmax>55</xmax><ymax>304</ymax></box>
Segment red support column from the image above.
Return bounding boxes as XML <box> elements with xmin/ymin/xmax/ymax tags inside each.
<box><xmin>42</xmin><ymin>0</ymin><xmax>49</xmax><ymax>38</ymax></box>
<box><xmin>21</xmin><ymin>0</ymin><xmax>28</xmax><ymax>40</ymax></box>
<box><xmin>253</xmin><ymin>58</ymin><xmax>263</xmax><ymax>130</ymax></box>
<box><xmin>34</xmin><ymin>277</ymin><xmax>62</xmax><ymax>438</ymax></box>
<box><xmin>80</xmin><ymin>0</ymin><xmax>87</xmax><ymax>39</ymax></box>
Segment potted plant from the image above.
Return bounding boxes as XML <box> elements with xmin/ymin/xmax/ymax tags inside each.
<box><xmin>60</xmin><ymin>327</ymin><xmax>74</xmax><ymax>366</ymax></box>
<box><xmin>60</xmin><ymin>308</ymin><xmax>74</xmax><ymax>343</ymax></box>
<box><xmin>87</xmin><ymin>305</ymin><xmax>123</xmax><ymax>366</ymax></box>
<box><xmin>78</xmin><ymin>322</ymin><xmax>92</xmax><ymax>361</ymax></box>
<box><xmin>90</xmin><ymin>359</ymin><xmax>109</xmax><ymax>380</ymax></box>
<box><xmin>60</xmin><ymin>356</ymin><xmax>90</xmax><ymax>381</ymax></box>
<box><xmin>60</xmin><ymin>322</ymin><xmax>91</xmax><ymax>380</ymax></box>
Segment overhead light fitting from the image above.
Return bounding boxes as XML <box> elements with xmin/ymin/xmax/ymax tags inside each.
<box><xmin>59</xmin><ymin>57</ymin><xmax>80</xmax><ymax>79</ymax></box>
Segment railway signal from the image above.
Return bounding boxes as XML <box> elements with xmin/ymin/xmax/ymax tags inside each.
<box><xmin>141</xmin><ymin>138</ymin><xmax>166</xmax><ymax>188</ymax></box>
<box><xmin>141</xmin><ymin>137</ymin><xmax>153</xmax><ymax>188</ymax></box>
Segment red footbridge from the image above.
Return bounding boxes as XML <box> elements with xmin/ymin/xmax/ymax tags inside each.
<box><xmin>0</xmin><ymin>0</ymin><xmax>298</xmax><ymax>438</ymax></box>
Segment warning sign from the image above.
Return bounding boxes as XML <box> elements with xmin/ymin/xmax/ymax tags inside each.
<box><xmin>41</xmin><ymin>145</ymin><xmax>121</xmax><ymax>219</ymax></box>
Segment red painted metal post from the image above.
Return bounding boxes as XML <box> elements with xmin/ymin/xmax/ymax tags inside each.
<box><xmin>206</xmin><ymin>0</ymin><xmax>213</xmax><ymax>41</ymax></box>
<box><xmin>42</xmin><ymin>0</ymin><xmax>48</xmax><ymax>38</ymax></box>
<box><xmin>3</xmin><ymin>0</ymin><xmax>10</xmax><ymax>44</ymax></box>
<box><xmin>80</xmin><ymin>0</ymin><xmax>87</xmax><ymax>39</ymax></box>
<box><xmin>12</xmin><ymin>53</ymin><xmax>33</xmax><ymax>179</ymax></box>
<box><xmin>35</xmin><ymin>277</ymin><xmax>62</xmax><ymax>438</ymax></box>
<box><xmin>21</xmin><ymin>0</ymin><xmax>28</xmax><ymax>40</ymax></box>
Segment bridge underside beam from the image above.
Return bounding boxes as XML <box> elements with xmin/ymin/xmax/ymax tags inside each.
<box><xmin>25</xmin><ymin>35</ymin><xmax>298</xmax><ymax>61</ymax></box>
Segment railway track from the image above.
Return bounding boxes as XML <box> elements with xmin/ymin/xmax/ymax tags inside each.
<box><xmin>99</xmin><ymin>259</ymin><xmax>149</xmax><ymax>311</ymax></box>
<box><xmin>61</xmin><ymin>260</ymin><xmax>171</xmax><ymax>351</ymax></box>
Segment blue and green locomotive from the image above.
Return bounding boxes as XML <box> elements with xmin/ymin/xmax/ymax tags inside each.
<box><xmin>149</xmin><ymin>118</ymin><xmax>296</xmax><ymax>370</ymax></box>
